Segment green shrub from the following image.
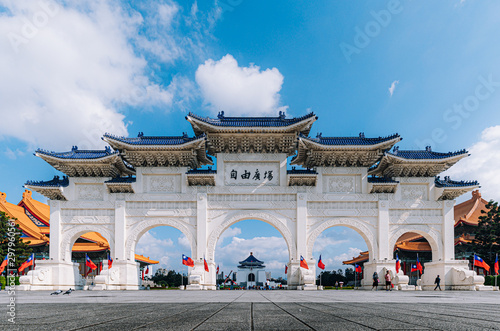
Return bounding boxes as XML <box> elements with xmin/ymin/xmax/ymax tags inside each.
<box><xmin>484</xmin><ymin>275</ymin><xmax>499</xmax><ymax>286</ymax></box>
<box><xmin>0</xmin><ymin>276</ymin><xmax>20</xmax><ymax>289</ymax></box>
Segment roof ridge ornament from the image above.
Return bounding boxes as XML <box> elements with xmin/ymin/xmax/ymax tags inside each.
<box><xmin>359</xmin><ymin>132</ymin><xmax>365</xmax><ymax>138</ymax></box>
<box><xmin>137</xmin><ymin>132</ymin><xmax>144</xmax><ymax>137</ymax></box>
<box><xmin>425</xmin><ymin>145</ymin><xmax>432</xmax><ymax>152</ymax></box>
<box><xmin>393</xmin><ymin>146</ymin><xmax>399</xmax><ymax>155</ymax></box>
<box><xmin>71</xmin><ymin>146</ymin><xmax>78</xmax><ymax>151</ymax></box>
<box><xmin>217</xmin><ymin>111</ymin><xmax>225</xmax><ymax>119</ymax></box>
<box><xmin>278</xmin><ymin>111</ymin><xmax>286</xmax><ymax>119</ymax></box>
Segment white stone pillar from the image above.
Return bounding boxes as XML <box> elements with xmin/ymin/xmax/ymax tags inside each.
<box><xmin>296</xmin><ymin>193</ymin><xmax>307</xmax><ymax>261</ymax></box>
<box><xmin>441</xmin><ymin>201</ymin><xmax>455</xmax><ymax>261</ymax></box>
<box><xmin>114</xmin><ymin>201</ymin><xmax>126</xmax><ymax>261</ymax></box>
<box><xmin>49</xmin><ymin>200</ymin><xmax>61</xmax><ymax>261</ymax></box>
<box><xmin>196</xmin><ymin>193</ymin><xmax>207</xmax><ymax>261</ymax></box>
<box><xmin>377</xmin><ymin>200</ymin><xmax>390</xmax><ymax>260</ymax></box>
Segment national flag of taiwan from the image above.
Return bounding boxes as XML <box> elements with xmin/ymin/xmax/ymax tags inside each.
<box><xmin>85</xmin><ymin>254</ymin><xmax>97</xmax><ymax>270</ymax></box>
<box><xmin>285</xmin><ymin>264</ymin><xmax>288</xmax><ymax>274</ymax></box>
<box><xmin>300</xmin><ymin>256</ymin><xmax>309</xmax><ymax>269</ymax></box>
<box><xmin>474</xmin><ymin>254</ymin><xmax>490</xmax><ymax>272</ymax></box>
<box><xmin>318</xmin><ymin>255</ymin><xmax>325</xmax><ymax>270</ymax></box>
<box><xmin>395</xmin><ymin>254</ymin><xmax>400</xmax><ymax>274</ymax></box>
<box><xmin>494</xmin><ymin>255</ymin><xmax>499</xmax><ymax>275</ymax></box>
<box><xmin>144</xmin><ymin>265</ymin><xmax>150</xmax><ymax>276</ymax></box>
<box><xmin>411</xmin><ymin>264</ymin><xmax>418</xmax><ymax>273</ymax></box>
<box><xmin>204</xmin><ymin>258</ymin><xmax>209</xmax><ymax>272</ymax></box>
<box><xmin>18</xmin><ymin>254</ymin><xmax>34</xmax><ymax>272</ymax></box>
<box><xmin>416</xmin><ymin>256</ymin><xmax>423</xmax><ymax>274</ymax></box>
<box><xmin>107</xmin><ymin>252</ymin><xmax>113</xmax><ymax>269</ymax></box>
<box><xmin>355</xmin><ymin>264</ymin><xmax>362</xmax><ymax>273</ymax></box>
<box><xmin>0</xmin><ymin>255</ymin><xmax>8</xmax><ymax>274</ymax></box>
<box><xmin>182</xmin><ymin>254</ymin><xmax>194</xmax><ymax>267</ymax></box>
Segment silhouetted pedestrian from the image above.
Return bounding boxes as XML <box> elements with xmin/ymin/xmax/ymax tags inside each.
<box><xmin>434</xmin><ymin>275</ymin><xmax>441</xmax><ymax>291</ymax></box>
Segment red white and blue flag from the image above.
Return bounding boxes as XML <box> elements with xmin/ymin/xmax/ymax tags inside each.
<box><xmin>204</xmin><ymin>258</ymin><xmax>209</xmax><ymax>272</ymax></box>
<box><xmin>355</xmin><ymin>264</ymin><xmax>362</xmax><ymax>273</ymax></box>
<box><xmin>0</xmin><ymin>255</ymin><xmax>8</xmax><ymax>274</ymax></box>
<box><xmin>494</xmin><ymin>254</ymin><xmax>499</xmax><ymax>275</ymax></box>
<box><xmin>411</xmin><ymin>264</ymin><xmax>418</xmax><ymax>273</ymax></box>
<box><xmin>86</xmin><ymin>254</ymin><xmax>97</xmax><ymax>270</ymax></box>
<box><xmin>18</xmin><ymin>254</ymin><xmax>34</xmax><ymax>272</ymax></box>
<box><xmin>416</xmin><ymin>256</ymin><xmax>423</xmax><ymax>274</ymax></box>
<box><xmin>318</xmin><ymin>255</ymin><xmax>325</xmax><ymax>270</ymax></box>
<box><xmin>107</xmin><ymin>252</ymin><xmax>113</xmax><ymax>269</ymax></box>
<box><xmin>285</xmin><ymin>264</ymin><xmax>288</xmax><ymax>274</ymax></box>
<box><xmin>182</xmin><ymin>254</ymin><xmax>194</xmax><ymax>267</ymax></box>
<box><xmin>395</xmin><ymin>254</ymin><xmax>400</xmax><ymax>274</ymax></box>
<box><xmin>474</xmin><ymin>254</ymin><xmax>490</xmax><ymax>272</ymax></box>
<box><xmin>300</xmin><ymin>256</ymin><xmax>309</xmax><ymax>269</ymax></box>
<box><xmin>216</xmin><ymin>265</ymin><xmax>219</xmax><ymax>274</ymax></box>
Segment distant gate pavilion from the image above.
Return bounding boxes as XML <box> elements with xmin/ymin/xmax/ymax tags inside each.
<box><xmin>236</xmin><ymin>252</ymin><xmax>270</xmax><ymax>289</ymax></box>
<box><xmin>19</xmin><ymin>111</ymin><xmax>490</xmax><ymax>290</ymax></box>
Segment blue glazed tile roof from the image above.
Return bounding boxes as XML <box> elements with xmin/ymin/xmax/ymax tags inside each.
<box><xmin>238</xmin><ymin>253</ymin><xmax>265</xmax><ymax>267</ymax></box>
<box><xmin>187</xmin><ymin>167</ymin><xmax>217</xmax><ymax>174</ymax></box>
<box><xmin>301</xmin><ymin>133</ymin><xmax>400</xmax><ymax>146</ymax></box>
<box><xmin>187</xmin><ymin>111</ymin><xmax>317</xmax><ymax>128</ymax></box>
<box><xmin>388</xmin><ymin>146</ymin><xmax>468</xmax><ymax>159</ymax></box>
<box><xmin>103</xmin><ymin>132</ymin><xmax>205</xmax><ymax>145</ymax></box>
<box><xmin>105</xmin><ymin>176</ymin><xmax>136</xmax><ymax>184</ymax></box>
<box><xmin>36</xmin><ymin>146</ymin><xmax>116</xmax><ymax>159</ymax></box>
<box><xmin>287</xmin><ymin>167</ymin><xmax>317</xmax><ymax>175</ymax></box>
<box><xmin>367</xmin><ymin>176</ymin><xmax>398</xmax><ymax>184</ymax></box>
<box><xmin>25</xmin><ymin>176</ymin><xmax>69</xmax><ymax>188</ymax></box>
<box><xmin>435</xmin><ymin>176</ymin><xmax>479</xmax><ymax>188</ymax></box>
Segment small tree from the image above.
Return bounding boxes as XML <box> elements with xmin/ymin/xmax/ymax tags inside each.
<box><xmin>473</xmin><ymin>200</ymin><xmax>500</xmax><ymax>266</ymax></box>
<box><xmin>0</xmin><ymin>211</ymin><xmax>33</xmax><ymax>270</ymax></box>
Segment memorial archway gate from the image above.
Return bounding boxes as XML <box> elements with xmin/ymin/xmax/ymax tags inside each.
<box><xmin>21</xmin><ymin>112</ymin><xmax>482</xmax><ymax>290</ymax></box>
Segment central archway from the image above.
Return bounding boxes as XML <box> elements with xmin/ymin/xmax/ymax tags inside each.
<box><xmin>207</xmin><ymin>211</ymin><xmax>296</xmax><ymax>262</ymax></box>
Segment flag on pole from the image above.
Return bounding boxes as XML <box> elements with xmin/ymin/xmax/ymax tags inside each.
<box><xmin>285</xmin><ymin>264</ymin><xmax>288</xmax><ymax>274</ymax></box>
<box><xmin>18</xmin><ymin>254</ymin><xmax>34</xmax><ymax>272</ymax></box>
<box><xmin>395</xmin><ymin>254</ymin><xmax>400</xmax><ymax>274</ymax></box>
<box><xmin>300</xmin><ymin>256</ymin><xmax>309</xmax><ymax>269</ymax></box>
<box><xmin>0</xmin><ymin>255</ymin><xmax>8</xmax><ymax>274</ymax></box>
<box><xmin>141</xmin><ymin>269</ymin><xmax>144</xmax><ymax>280</ymax></box>
<box><xmin>85</xmin><ymin>254</ymin><xmax>97</xmax><ymax>270</ymax></box>
<box><xmin>416</xmin><ymin>256</ymin><xmax>423</xmax><ymax>274</ymax></box>
<box><xmin>318</xmin><ymin>255</ymin><xmax>325</xmax><ymax>270</ymax></box>
<box><xmin>474</xmin><ymin>254</ymin><xmax>490</xmax><ymax>272</ymax></box>
<box><xmin>411</xmin><ymin>264</ymin><xmax>418</xmax><ymax>273</ymax></box>
<box><xmin>355</xmin><ymin>264</ymin><xmax>362</xmax><ymax>273</ymax></box>
<box><xmin>182</xmin><ymin>254</ymin><xmax>194</xmax><ymax>267</ymax></box>
<box><xmin>216</xmin><ymin>265</ymin><xmax>219</xmax><ymax>274</ymax></box>
<box><xmin>144</xmin><ymin>265</ymin><xmax>150</xmax><ymax>277</ymax></box>
<box><xmin>204</xmin><ymin>258</ymin><xmax>209</xmax><ymax>272</ymax></box>
<box><xmin>107</xmin><ymin>252</ymin><xmax>113</xmax><ymax>269</ymax></box>
<box><xmin>494</xmin><ymin>254</ymin><xmax>499</xmax><ymax>275</ymax></box>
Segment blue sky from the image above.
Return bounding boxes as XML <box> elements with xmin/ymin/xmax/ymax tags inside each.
<box><xmin>1</xmin><ymin>0</ymin><xmax>499</xmax><ymax>278</ymax></box>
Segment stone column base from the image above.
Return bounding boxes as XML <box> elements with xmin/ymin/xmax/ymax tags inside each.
<box><xmin>421</xmin><ymin>260</ymin><xmax>491</xmax><ymax>291</ymax></box>
<box><xmin>18</xmin><ymin>260</ymin><xmax>83</xmax><ymax>291</ymax></box>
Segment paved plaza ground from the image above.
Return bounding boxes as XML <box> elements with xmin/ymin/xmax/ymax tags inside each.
<box><xmin>2</xmin><ymin>290</ymin><xmax>500</xmax><ymax>330</ymax></box>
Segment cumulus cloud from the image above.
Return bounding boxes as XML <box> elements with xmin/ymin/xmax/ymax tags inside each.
<box><xmin>443</xmin><ymin>125</ymin><xmax>500</xmax><ymax>202</ymax></box>
<box><xmin>195</xmin><ymin>54</ymin><xmax>286</xmax><ymax>116</ymax></box>
<box><xmin>388</xmin><ymin>80</ymin><xmax>399</xmax><ymax>96</ymax></box>
<box><xmin>0</xmin><ymin>0</ymin><xmax>197</xmax><ymax>151</ymax></box>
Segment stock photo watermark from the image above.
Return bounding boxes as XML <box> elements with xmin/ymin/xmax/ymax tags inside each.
<box><xmin>7</xmin><ymin>0</ymin><xmax>60</xmax><ymax>53</ymax></box>
<box><xmin>6</xmin><ymin>219</ymin><xmax>18</xmax><ymax>324</ymax></box>
<box><xmin>414</xmin><ymin>74</ymin><xmax>500</xmax><ymax>149</ymax></box>
<box><xmin>339</xmin><ymin>0</ymin><xmax>402</xmax><ymax>64</ymax></box>
<box><xmin>218</xmin><ymin>0</ymin><xmax>244</xmax><ymax>15</ymax></box>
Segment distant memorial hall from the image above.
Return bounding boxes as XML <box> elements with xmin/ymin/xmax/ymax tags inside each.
<box><xmin>19</xmin><ymin>111</ymin><xmax>488</xmax><ymax>290</ymax></box>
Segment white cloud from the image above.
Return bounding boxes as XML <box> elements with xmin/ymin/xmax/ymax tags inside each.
<box><xmin>388</xmin><ymin>80</ymin><xmax>399</xmax><ymax>96</ymax></box>
<box><xmin>195</xmin><ymin>54</ymin><xmax>286</xmax><ymax>116</ymax></box>
<box><xmin>443</xmin><ymin>125</ymin><xmax>500</xmax><ymax>202</ymax></box>
<box><xmin>333</xmin><ymin>247</ymin><xmax>363</xmax><ymax>265</ymax></box>
<box><xmin>216</xmin><ymin>227</ymin><xmax>242</xmax><ymax>246</ymax></box>
<box><xmin>0</xmin><ymin>0</ymin><xmax>191</xmax><ymax>151</ymax></box>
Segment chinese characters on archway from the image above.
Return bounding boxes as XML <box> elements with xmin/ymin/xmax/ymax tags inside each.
<box><xmin>230</xmin><ymin>169</ymin><xmax>274</xmax><ymax>181</ymax></box>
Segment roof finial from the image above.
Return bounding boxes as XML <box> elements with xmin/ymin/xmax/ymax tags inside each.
<box><xmin>359</xmin><ymin>132</ymin><xmax>365</xmax><ymax>138</ymax></box>
<box><xmin>279</xmin><ymin>111</ymin><xmax>285</xmax><ymax>119</ymax></box>
<box><xmin>250</xmin><ymin>252</ymin><xmax>253</xmax><ymax>255</ymax></box>
<box><xmin>105</xmin><ymin>146</ymin><xmax>111</xmax><ymax>154</ymax></box>
<box><xmin>217</xmin><ymin>111</ymin><xmax>225</xmax><ymax>119</ymax></box>
<box><xmin>393</xmin><ymin>146</ymin><xmax>399</xmax><ymax>155</ymax></box>
<box><xmin>425</xmin><ymin>146</ymin><xmax>432</xmax><ymax>152</ymax></box>
<box><xmin>72</xmin><ymin>146</ymin><xmax>78</xmax><ymax>151</ymax></box>
<box><xmin>316</xmin><ymin>132</ymin><xmax>322</xmax><ymax>139</ymax></box>
<box><xmin>0</xmin><ymin>192</ymin><xmax>5</xmax><ymax>203</ymax></box>
<box><xmin>182</xmin><ymin>132</ymin><xmax>188</xmax><ymax>139</ymax></box>
<box><xmin>138</xmin><ymin>132</ymin><xmax>144</xmax><ymax>137</ymax></box>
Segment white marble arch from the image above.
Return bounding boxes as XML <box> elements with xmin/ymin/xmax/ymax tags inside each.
<box><xmin>306</xmin><ymin>218</ymin><xmax>376</xmax><ymax>261</ymax></box>
<box><xmin>125</xmin><ymin>218</ymin><xmax>196</xmax><ymax>262</ymax></box>
<box><xmin>206</xmin><ymin>210</ymin><xmax>296</xmax><ymax>262</ymax></box>
<box><xmin>389</xmin><ymin>225</ymin><xmax>441</xmax><ymax>262</ymax></box>
<box><xmin>60</xmin><ymin>225</ymin><xmax>114</xmax><ymax>262</ymax></box>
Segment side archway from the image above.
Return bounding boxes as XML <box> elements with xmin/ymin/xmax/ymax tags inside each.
<box><xmin>206</xmin><ymin>211</ymin><xmax>296</xmax><ymax>261</ymax></box>
<box><xmin>389</xmin><ymin>225</ymin><xmax>441</xmax><ymax>262</ymax></box>
<box><xmin>306</xmin><ymin>218</ymin><xmax>377</xmax><ymax>260</ymax></box>
<box><xmin>60</xmin><ymin>225</ymin><xmax>114</xmax><ymax>262</ymax></box>
<box><xmin>125</xmin><ymin>218</ymin><xmax>196</xmax><ymax>261</ymax></box>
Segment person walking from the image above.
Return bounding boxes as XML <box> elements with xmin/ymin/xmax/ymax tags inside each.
<box><xmin>385</xmin><ymin>271</ymin><xmax>392</xmax><ymax>291</ymax></box>
<box><xmin>372</xmin><ymin>272</ymin><xmax>379</xmax><ymax>291</ymax></box>
<box><xmin>434</xmin><ymin>275</ymin><xmax>442</xmax><ymax>291</ymax></box>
